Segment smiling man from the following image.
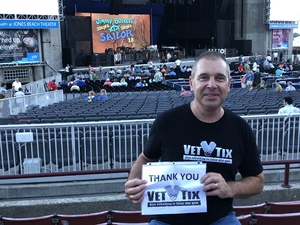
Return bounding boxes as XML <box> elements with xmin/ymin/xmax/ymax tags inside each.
<box><xmin>125</xmin><ymin>51</ymin><xmax>264</xmax><ymax>225</ymax></box>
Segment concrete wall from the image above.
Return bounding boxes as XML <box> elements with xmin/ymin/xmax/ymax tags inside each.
<box><xmin>234</xmin><ymin>0</ymin><xmax>294</xmax><ymax>59</ymax></box>
<box><xmin>41</xmin><ymin>28</ymin><xmax>63</xmax><ymax>78</ymax></box>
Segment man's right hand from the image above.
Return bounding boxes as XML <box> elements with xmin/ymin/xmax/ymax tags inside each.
<box><xmin>124</xmin><ymin>178</ymin><xmax>147</xmax><ymax>204</ymax></box>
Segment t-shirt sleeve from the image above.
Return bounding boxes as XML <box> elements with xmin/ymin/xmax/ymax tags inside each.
<box><xmin>143</xmin><ymin>118</ymin><xmax>162</xmax><ymax>160</ymax></box>
<box><xmin>238</xmin><ymin>122</ymin><xmax>263</xmax><ymax>177</ymax></box>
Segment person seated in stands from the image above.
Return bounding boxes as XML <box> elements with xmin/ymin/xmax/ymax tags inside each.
<box><xmin>147</xmin><ymin>60</ymin><xmax>153</xmax><ymax>69</ymax></box>
<box><xmin>85</xmin><ymin>91</ymin><xmax>98</xmax><ymax>102</ymax></box>
<box><xmin>76</xmin><ymin>78</ymin><xmax>86</xmax><ymax>87</ymax></box>
<box><xmin>111</xmin><ymin>79</ymin><xmax>121</xmax><ymax>87</ymax></box>
<box><xmin>70</xmin><ymin>81</ymin><xmax>80</xmax><ymax>92</ymax></box>
<box><xmin>237</xmin><ymin>63</ymin><xmax>244</xmax><ymax>73</ymax></box>
<box><xmin>263</xmin><ymin>58</ymin><xmax>271</xmax><ymax>70</ymax></box>
<box><xmin>58</xmin><ymin>80</ymin><xmax>68</xmax><ymax>90</ymax></box>
<box><xmin>116</xmin><ymin>68</ymin><xmax>123</xmax><ymax>77</ymax></box>
<box><xmin>186</xmin><ymin>66</ymin><xmax>193</xmax><ymax>72</ymax></box>
<box><xmin>99</xmin><ymin>89</ymin><xmax>108</xmax><ymax>100</ymax></box>
<box><xmin>285</xmin><ymin>81</ymin><xmax>296</xmax><ymax>91</ymax></box>
<box><xmin>244</xmin><ymin>60</ymin><xmax>251</xmax><ymax>73</ymax></box>
<box><xmin>279</xmin><ymin>61</ymin><xmax>285</xmax><ymax>69</ymax></box>
<box><xmin>153</xmin><ymin>69</ymin><xmax>163</xmax><ymax>82</ymax></box>
<box><xmin>47</xmin><ymin>79</ymin><xmax>58</xmax><ymax>91</ymax></box>
<box><xmin>181</xmin><ymin>66</ymin><xmax>187</xmax><ymax>73</ymax></box>
<box><xmin>275</xmin><ymin>67</ymin><xmax>284</xmax><ymax>77</ymax></box>
<box><xmin>108</xmin><ymin>68</ymin><xmax>116</xmax><ymax>77</ymax></box>
<box><xmin>169</xmin><ymin>68</ymin><xmax>176</xmax><ymax>76</ymax></box>
<box><xmin>257</xmin><ymin>80</ymin><xmax>266</xmax><ymax>90</ymax></box>
<box><xmin>135</xmin><ymin>81</ymin><xmax>145</xmax><ymax>88</ymax></box>
<box><xmin>160</xmin><ymin>66</ymin><xmax>166</xmax><ymax>76</ymax></box>
<box><xmin>134</xmin><ymin>66</ymin><xmax>142</xmax><ymax>74</ymax></box>
<box><xmin>128</xmin><ymin>72</ymin><xmax>135</xmax><ymax>81</ymax></box>
<box><xmin>278</xmin><ymin>96</ymin><xmax>300</xmax><ymax>114</ymax></box>
<box><xmin>104</xmin><ymin>78</ymin><xmax>112</xmax><ymax>86</ymax></box>
<box><xmin>180</xmin><ymin>85</ymin><xmax>192</xmax><ymax>97</ymax></box>
<box><xmin>142</xmin><ymin>68</ymin><xmax>150</xmax><ymax>77</ymax></box>
<box><xmin>275</xmin><ymin>83</ymin><xmax>283</xmax><ymax>93</ymax></box>
<box><xmin>120</xmin><ymin>78</ymin><xmax>128</xmax><ymax>87</ymax></box>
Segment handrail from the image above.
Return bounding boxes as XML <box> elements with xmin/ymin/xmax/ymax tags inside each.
<box><xmin>1</xmin><ymin>160</ymin><xmax>299</xmax><ymax>189</ymax></box>
<box><xmin>262</xmin><ymin>160</ymin><xmax>300</xmax><ymax>188</ymax></box>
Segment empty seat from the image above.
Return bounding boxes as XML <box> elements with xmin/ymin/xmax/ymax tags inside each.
<box><xmin>50</xmin><ymin>138</ymin><xmax>80</xmax><ymax>168</ymax></box>
<box><xmin>0</xmin><ymin>140</ymin><xmax>19</xmax><ymax>170</ymax></box>
<box><xmin>80</xmin><ymin>137</ymin><xmax>110</xmax><ymax>168</ymax></box>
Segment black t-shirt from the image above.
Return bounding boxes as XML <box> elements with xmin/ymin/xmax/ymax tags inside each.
<box><xmin>144</xmin><ymin>104</ymin><xmax>263</xmax><ymax>225</ymax></box>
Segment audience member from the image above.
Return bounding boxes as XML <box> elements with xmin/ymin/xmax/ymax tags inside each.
<box><xmin>275</xmin><ymin>67</ymin><xmax>283</xmax><ymax>77</ymax></box>
<box><xmin>257</xmin><ymin>80</ymin><xmax>266</xmax><ymax>90</ymax></box>
<box><xmin>14</xmin><ymin>87</ymin><xmax>25</xmax><ymax>112</ymax></box>
<box><xmin>111</xmin><ymin>79</ymin><xmax>121</xmax><ymax>87</ymax></box>
<box><xmin>244</xmin><ymin>60</ymin><xmax>251</xmax><ymax>73</ymax></box>
<box><xmin>169</xmin><ymin>68</ymin><xmax>176</xmax><ymax>76</ymax></box>
<box><xmin>58</xmin><ymin>80</ymin><xmax>68</xmax><ymax>90</ymax></box>
<box><xmin>99</xmin><ymin>89</ymin><xmax>108</xmax><ymax>100</ymax></box>
<box><xmin>245</xmin><ymin>70</ymin><xmax>254</xmax><ymax>88</ymax></box>
<box><xmin>76</xmin><ymin>78</ymin><xmax>86</xmax><ymax>87</ymax></box>
<box><xmin>70</xmin><ymin>82</ymin><xmax>80</xmax><ymax>92</ymax></box>
<box><xmin>85</xmin><ymin>91</ymin><xmax>98</xmax><ymax>102</ymax></box>
<box><xmin>253</xmin><ymin>69</ymin><xmax>262</xmax><ymax>87</ymax></box>
<box><xmin>12</xmin><ymin>77</ymin><xmax>22</xmax><ymax>95</ymax></box>
<box><xmin>47</xmin><ymin>79</ymin><xmax>58</xmax><ymax>91</ymax></box>
<box><xmin>285</xmin><ymin>81</ymin><xmax>296</xmax><ymax>91</ymax></box>
<box><xmin>104</xmin><ymin>78</ymin><xmax>112</xmax><ymax>86</ymax></box>
<box><xmin>0</xmin><ymin>94</ymin><xmax>5</xmax><ymax>117</ymax></box>
<box><xmin>0</xmin><ymin>83</ymin><xmax>8</xmax><ymax>97</ymax></box>
<box><xmin>166</xmin><ymin>51</ymin><xmax>171</xmax><ymax>62</ymax></box>
<box><xmin>275</xmin><ymin>83</ymin><xmax>283</xmax><ymax>93</ymax></box>
<box><xmin>120</xmin><ymin>78</ymin><xmax>128</xmax><ymax>87</ymax></box>
<box><xmin>237</xmin><ymin>63</ymin><xmax>244</xmax><ymax>73</ymax></box>
<box><xmin>153</xmin><ymin>69</ymin><xmax>163</xmax><ymax>82</ymax></box>
<box><xmin>278</xmin><ymin>96</ymin><xmax>300</xmax><ymax>114</ymax></box>
<box><xmin>180</xmin><ymin>86</ymin><xmax>192</xmax><ymax>97</ymax></box>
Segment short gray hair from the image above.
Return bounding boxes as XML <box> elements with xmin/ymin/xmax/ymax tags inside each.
<box><xmin>191</xmin><ymin>51</ymin><xmax>230</xmax><ymax>78</ymax></box>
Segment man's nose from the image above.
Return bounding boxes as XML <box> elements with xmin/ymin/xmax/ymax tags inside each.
<box><xmin>207</xmin><ymin>78</ymin><xmax>217</xmax><ymax>88</ymax></box>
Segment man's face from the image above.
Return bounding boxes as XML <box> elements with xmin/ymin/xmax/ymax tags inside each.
<box><xmin>189</xmin><ymin>58</ymin><xmax>231</xmax><ymax>111</ymax></box>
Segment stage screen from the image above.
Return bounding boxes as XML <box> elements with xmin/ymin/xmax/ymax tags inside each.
<box><xmin>0</xmin><ymin>29</ymin><xmax>40</xmax><ymax>63</ymax></box>
<box><xmin>272</xmin><ymin>29</ymin><xmax>289</xmax><ymax>49</ymax></box>
<box><xmin>91</xmin><ymin>13</ymin><xmax>150</xmax><ymax>53</ymax></box>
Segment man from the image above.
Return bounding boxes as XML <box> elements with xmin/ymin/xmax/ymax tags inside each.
<box><xmin>278</xmin><ymin>96</ymin><xmax>300</xmax><ymax>114</ymax></box>
<box><xmin>47</xmin><ymin>79</ymin><xmax>58</xmax><ymax>91</ymax></box>
<box><xmin>14</xmin><ymin>87</ymin><xmax>25</xmax><ymax>112</ymax></box>
<box><xmin>284</xmin><ymin>81</ymin><xmax>296</xmax><ymax>92</ymax></box>
<box><xmin>12</xmin><ymin>78</ymin><xmax>22</xmax><ymax>95</ymax></box>
<box><xmin>125</xmin><ymin>51</ymin><xmax>264</xmax><ymax>225</ymax></box>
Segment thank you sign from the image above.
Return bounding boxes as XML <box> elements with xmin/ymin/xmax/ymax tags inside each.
<box><xmin>141</xmin><ymin>162</ymin><xmax>207</xmax><ymax>215</ymax></box>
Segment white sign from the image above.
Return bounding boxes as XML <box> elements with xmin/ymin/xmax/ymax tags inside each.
<box><xmin>141</xmin><ymin>162</ymin><xmax>207</xmax><ymax>215</ymax></box>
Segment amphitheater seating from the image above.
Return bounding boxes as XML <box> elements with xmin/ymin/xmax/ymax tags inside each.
<box><xmin>1</xmin><ymin>201</ymin><xmax>300</xmax><ymax>225</ymax></box>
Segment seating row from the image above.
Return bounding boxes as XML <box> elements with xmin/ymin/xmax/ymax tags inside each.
<box><xmin>1</xmin><ymin>201</ymin><xmax>300</xmax><ymax>225</ymax></box>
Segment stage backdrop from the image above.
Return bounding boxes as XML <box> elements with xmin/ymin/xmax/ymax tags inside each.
<box><xmin>91</xmin><ymin>13</ymin><xmax>150</xmax><ymax>53</ymax></box>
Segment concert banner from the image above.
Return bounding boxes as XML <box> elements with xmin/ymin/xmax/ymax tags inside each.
<box><xmin>0</xmin><ymin>29</ymin><xmax>40</xmax><ymax>63</ymax></box>
<box><xmin>91</xmin><ymin>13</ymin><xmax>150</xmax><ymax>53</ymax></box>
<box><xmin>141</xmin><ymin>162</ymin><xmax>207</xmax><ymax>215</ymax></box>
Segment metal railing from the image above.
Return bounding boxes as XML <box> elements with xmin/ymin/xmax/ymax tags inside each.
<box><xmin>0</xmin><ymin>114</ymin><xmax>300</xmax><ymax>179</ymax></box>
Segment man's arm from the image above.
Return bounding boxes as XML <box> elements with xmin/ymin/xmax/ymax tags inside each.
<box><xmin>125</xmin><ymin>153</ymin><xmax>157</xmax><ymax>203</ymax></box>
<box><xmin>201</xmin><ymin>172</ymin><xmax>264</xmax><ymax>199</ymax></box>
